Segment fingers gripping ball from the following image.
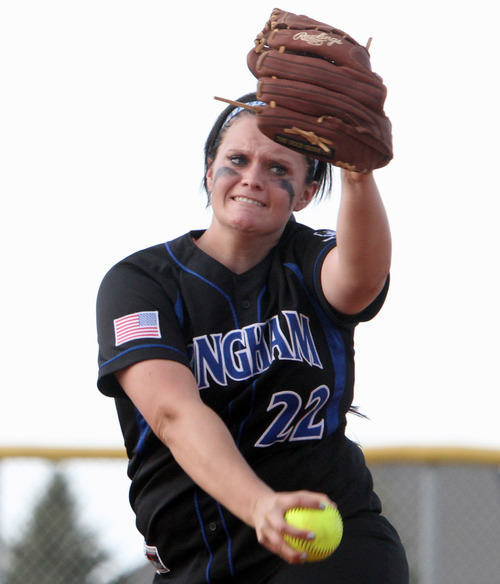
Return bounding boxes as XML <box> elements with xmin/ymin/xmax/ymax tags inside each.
<box><xmin>284</xmin><ymin>505</ymin><xmax>343</xmax><ymax>562</ymax></box>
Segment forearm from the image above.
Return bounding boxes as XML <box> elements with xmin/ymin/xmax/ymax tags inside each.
<box><xmin>336</xmin><ymin>170</ymin><xmax>392</xmax><ymax>290</ymax></box>
<box><xmin>157</xmin><ymin>398</ymin><xmax>274</xmax><ymax>527</ymax></box>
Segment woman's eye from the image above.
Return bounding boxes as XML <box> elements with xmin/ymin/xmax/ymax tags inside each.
<box><xmin>271</xmin><ymin>164</ymin><xmax>287</xmax><ymax>176</ymax></box>
<box><xmin>229</xmin><ymin>155</ymin><xmax>246</xmax><ymax>166</ymax></box>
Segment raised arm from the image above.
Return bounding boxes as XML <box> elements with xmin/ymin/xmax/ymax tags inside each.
<box><xmin>321</xmin><ymin>170</ymin><xmax>392</xmax><ymax>315</ymax></box>
<box><xmin>116</xmin><ymin>358</ymin><xmax>332</xmax><ymax>563</ymax></box>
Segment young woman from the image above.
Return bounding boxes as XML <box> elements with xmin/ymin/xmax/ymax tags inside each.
<box><xmin>96</xmin><ymin>93</ymin><xmax>408</xmax><ymax>583</ymax></box>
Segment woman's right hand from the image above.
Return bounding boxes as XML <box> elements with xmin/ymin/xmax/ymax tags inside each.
<box><xmin>252</xmin><ymin>490</ymin><xmax>335</xmax><ymax>564</ymax></box>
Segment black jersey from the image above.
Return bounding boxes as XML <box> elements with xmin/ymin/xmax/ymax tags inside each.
<box><xmin>96</xmin><ymin>218</ymin><xmax>389</xmax><ymax>582</ymax></box>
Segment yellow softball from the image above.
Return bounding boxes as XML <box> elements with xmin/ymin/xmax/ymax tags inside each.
<box><xmin>283</xmin><ymin>505</ymin><xmax>343</xmax><ymax>562</ymax></box>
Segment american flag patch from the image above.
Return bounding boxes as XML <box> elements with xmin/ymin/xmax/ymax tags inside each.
<box><xmin>114</xmin><ymin>311</ymin><xmax>161</xmax><ymax>346</ymax></box>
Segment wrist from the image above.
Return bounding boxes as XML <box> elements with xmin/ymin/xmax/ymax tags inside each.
<box><xmin>341</xmin><ymin>169</ymin><xmax>374</xmax><ymax>184</ymax></box>
<box><xmin>242</xmin><ymin>485</ymin><xmax>275</xmax><ymax>528</ymax></box>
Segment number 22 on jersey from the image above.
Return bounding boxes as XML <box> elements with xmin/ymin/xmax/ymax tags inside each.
<box><xmin>255</xmin><ymin>385</ymin><xmax>330</xmax><ymax>447</ymax></box>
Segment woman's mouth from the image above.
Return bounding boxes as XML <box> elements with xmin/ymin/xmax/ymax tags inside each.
<box><xmin>232</xmin><ymin>196</ymin><xmax>265</xmax><ymax>207</ymax></box>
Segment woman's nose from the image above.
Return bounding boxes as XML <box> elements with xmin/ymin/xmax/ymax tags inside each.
<box><xmin>241</xmin><ymin>163</ymin><xmax>264</xmax><ymax>189</ymax></box>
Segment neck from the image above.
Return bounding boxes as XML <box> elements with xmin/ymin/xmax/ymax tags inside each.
<box><xmin>196</xmin><ymin>226</ymin><xmax>281</xmax><ymax>274</ymax></box>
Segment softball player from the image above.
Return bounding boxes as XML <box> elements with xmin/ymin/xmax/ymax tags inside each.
<box><xmin>96</xmin><ymin>93</ymin><xmax>408</xmax><ymax>583</ymax></box>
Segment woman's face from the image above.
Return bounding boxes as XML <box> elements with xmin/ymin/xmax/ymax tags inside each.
<box><xmin>205</xmin><ymin>115</ymin><xmax>317</xmax><ymax>239</ymax></box>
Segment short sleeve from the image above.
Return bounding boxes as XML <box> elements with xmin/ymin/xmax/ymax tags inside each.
<box><xmin>96</xmin><ymin>256</ymin><xmax>190</xmax><ymax>397</ymax></box>
<box><xmin>314</xmin><ymin>259</ymin><xmax>390</xmax><ymax>325</ymax></box>
<box><xmin>286</xmin><ymin>221</ymin><xmax>390</xmax><ymax>326</ymax></box>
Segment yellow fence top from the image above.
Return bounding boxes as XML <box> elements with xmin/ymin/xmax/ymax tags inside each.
<box><xmin>1</xmin><ymin>445</ymin><xmax>499</xmax><ymax>465</ymax></box>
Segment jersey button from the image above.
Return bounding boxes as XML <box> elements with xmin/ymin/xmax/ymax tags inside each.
<box><xmin>242</xmin><ymin>300</ymin><xmax>251</xmax><ymax>309</ymax></box>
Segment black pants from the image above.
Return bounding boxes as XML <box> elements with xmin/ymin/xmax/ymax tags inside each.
<box><xmin>154</xmin><ymin>512</ymin><xmax>408</xmax><ymax>584</ymax></box>
<box><xmin>255</xmin><ymin>512</ymin><xmax>409</xmax><ymax>584</ymax></box>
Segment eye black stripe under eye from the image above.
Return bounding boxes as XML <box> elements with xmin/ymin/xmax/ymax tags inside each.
<box><xmin>213</xmin><ymin>166</ymin><xmax>240</xmax><ymax>185</ymax></box>
<box><xmin>279</xmin><ymin>179</ymin><xmax>295</xmax><ymax>205</ymax></box>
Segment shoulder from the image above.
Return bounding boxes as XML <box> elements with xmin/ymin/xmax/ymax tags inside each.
<box><xmin>97</xmin><ymin>233</ymin><xmax>201</xmax><ymax>308</ymax></box>
<box><xmin>103</xmin><ymin>232</ymin><xmax>198</xmax><ymax>279</ymax></box>
<box><xmin>278</xmin><ymin>218</ymin><xmax>337</xmax><ymax>264</ymax></box>
<box><xmin>282</xmin><ymin>217</ymin><xmax>336</xmax><ymax>244</ymax></box>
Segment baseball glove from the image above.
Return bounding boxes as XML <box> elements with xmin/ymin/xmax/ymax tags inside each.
<box><xmin>244</xmin><ymin>8</ymin><xmax>393</xmax><ymax>173</ymax></box>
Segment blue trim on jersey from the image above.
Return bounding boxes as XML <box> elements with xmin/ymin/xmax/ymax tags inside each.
<box><xmin>194</xmin><ymin>488</ymin><xmax>214</xmax><ymax>583</ymax></box>
<box><xmin>99</xmin><ymin>343</ymin><xmax>188</xmax><ymax>371</ymax></box>
<box><xmin>165</xmin><ymin>241</ymin><xmax>240</xmax><ymax>329</ymax></box>
<box><xmin>174</xmin><ymin>290</ymin><xmax>185</xmax><ymax>327</ymax></box>
<box><xmin>134</xmin><ymin>407</ymin><xmax>150</xmax><ymax>456</ymax></box>
<box><xmin>312</xmin><ymin>239</ymin><xmax>336</xmax><ymax>278</ymax></box>
<box><xmin>193</xmin><ymin>491</ymin><xmax>236</xmax><ymax>582</ymax></box>
<box><xmin>284</xmin><ymin>262</ymin><xmax>346</xmax><ymax>435</ymax></box>
<box><xmin>235</xmin><ymin>379</ymin><xmax>258</xmax><ymax>448</ymax></box>
<box><xmin>216</xmin><ymin>503</ymin><xmax>235</xmax><ymax>576</ymax></box>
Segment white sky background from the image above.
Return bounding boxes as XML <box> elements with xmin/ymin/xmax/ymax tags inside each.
<box><xmin>1</xmin><ymin>0</ymin><xmax>499</xmax><ymax>451</ymax></box>
<box><xmin>1</xmin><ymin>1</ymin><xmax>499</xmax><ymax>577</ymax></box>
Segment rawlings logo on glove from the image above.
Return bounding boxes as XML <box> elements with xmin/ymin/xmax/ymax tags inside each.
<box><xmin>292</xmin><ymin>31</ymin><xmax>344</xmax><ymax>47</ymax></box>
